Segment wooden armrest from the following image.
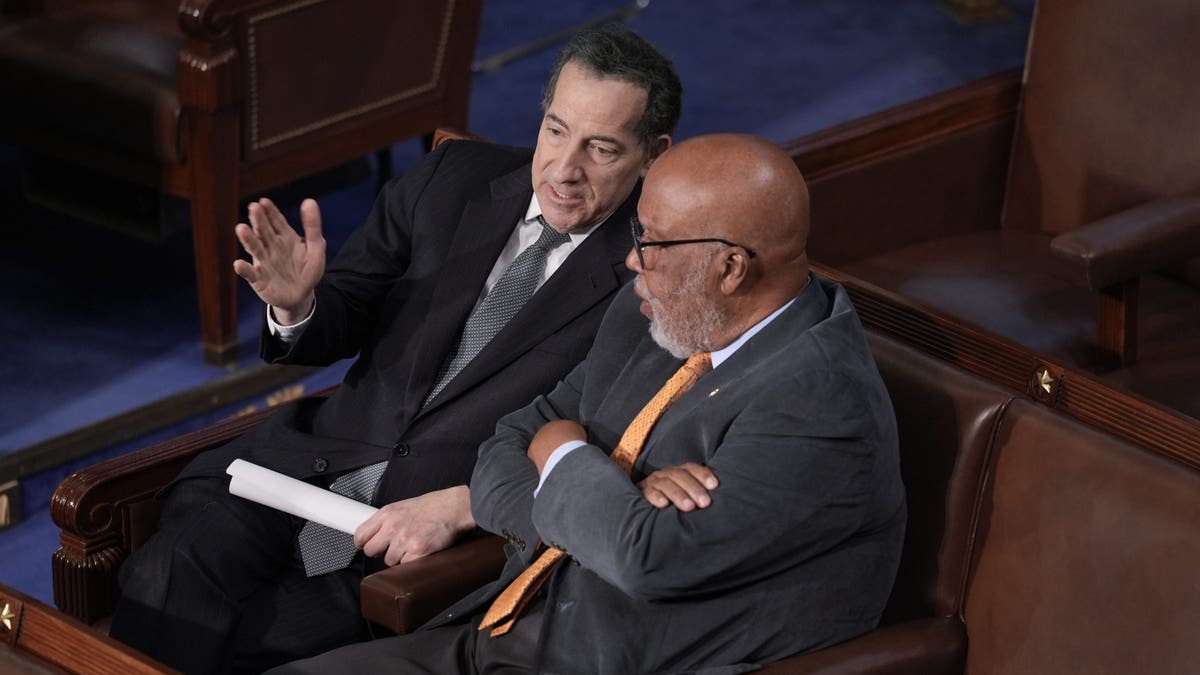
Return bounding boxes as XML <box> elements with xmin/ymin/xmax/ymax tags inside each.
<box><xmin>1050</xmin><ymin>193</ymin><xmax>1200</xmax><ymax>290</ymax></box>
<box><xmin>755</xmin><ymin>616</ymin><xmax>966</xmax><ymax>675</ymax></box>
<box><xmin>50</xmin><ymin>404</ymin><xmax>278</xmax><ymax>624</ymax></box>
<box><xmin>360</xmin><ymin>535</ymin><xmax>506</xmax><ymax>635</ymax></box>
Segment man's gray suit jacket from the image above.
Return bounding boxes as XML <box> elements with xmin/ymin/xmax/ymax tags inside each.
<box><xmin>180</xmin><ymin>139</ymin><xmax>637</xmax><ymax>519</ymax></box>
<box><xmin>441</xmin><ymin>276</ymin><xmax>906</xmax><ymax>673</ymax></box>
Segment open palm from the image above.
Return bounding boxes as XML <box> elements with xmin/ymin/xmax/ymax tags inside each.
<box><xmin>233</xmin><ymin>198</ymin><xmax>326</xmax><ymax>321</ymax></box>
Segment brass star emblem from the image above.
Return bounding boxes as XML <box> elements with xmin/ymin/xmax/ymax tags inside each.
<box><xmin>1037</xmin><ymin>369</ymin><xmax>1054</xmax><ymax>394</ymax></box>
<box><xmin>0</xmin><ymin>602</ymin><xmax>15</xmax><ymax>632</ymax></box>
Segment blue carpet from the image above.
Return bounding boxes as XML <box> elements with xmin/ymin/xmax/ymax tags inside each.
<box><xmin>0</xmin><ymin>0</ymin><xmax>1034</xmax><ymax>603</ymax></box>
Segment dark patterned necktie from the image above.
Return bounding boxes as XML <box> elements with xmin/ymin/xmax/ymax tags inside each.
<box><xmin>477</xmin><ymin>352</ymin><xmax>714</xmax><ymax>636</ymax></box>
<box><xmin>424</xmin><ymin>216</ymin><xmax>571</xmax><ymax>406</ymax></box>
<box><xmin>297</xmin><ymin>217</ymin><xmax>570</xmax><ymax>577</ymax></box>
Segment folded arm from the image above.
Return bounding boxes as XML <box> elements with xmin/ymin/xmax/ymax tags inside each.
<box><xmin>470</xmin><ymin>360</ymin><xmax>588</xmax><ymax>561</ymax></box>
<box><xmin>530</xmin><ymin>371</ymin><xmax>890</xmax><ymax>601</ymax></box>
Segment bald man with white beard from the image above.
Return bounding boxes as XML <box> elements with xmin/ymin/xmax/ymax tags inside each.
<box><xmin>274</xmin><ymin>134</ymin><xmax>906</xmax><ymax>674</ymax></box>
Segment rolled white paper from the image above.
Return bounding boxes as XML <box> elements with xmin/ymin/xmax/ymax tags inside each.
<box><xmin>226</xmin><ymin>459</ymin><xmax>378</xmax><ymax>534</ymax></box>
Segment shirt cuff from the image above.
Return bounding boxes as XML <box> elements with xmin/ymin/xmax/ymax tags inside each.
<box><xmin>266</xmin><ymin>301</ymin><xmax>316</xmax><ymax>343</ymax></box>
<box><xmin>534</xmin><ymin>440</ymin><xmax>589</xmax><ymax>496</ymax></box>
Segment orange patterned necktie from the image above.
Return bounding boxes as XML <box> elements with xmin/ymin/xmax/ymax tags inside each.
<box><xmin>478</xmin><ymin>352</ymin><xmax>713</xmax><ymax>637</ymax></box>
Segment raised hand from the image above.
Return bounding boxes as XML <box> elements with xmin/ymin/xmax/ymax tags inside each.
<box><xmin>354</xmin><ymin>485</ymin><xmax>475</xmax><ymax>567</ymax></box>
<box><xmin>232</xmin><ymin>197</ymin><xmax>326</xmax><ymax>323</ymax></box>
<box><xmin>638</xmin><ymin>462</ymin><xmax>719</xmax><ymax>511</ymax></box>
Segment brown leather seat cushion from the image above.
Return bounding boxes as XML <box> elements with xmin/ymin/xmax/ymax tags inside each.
<box><xmin>0</xmin><ymin>4</ymin><xmax>183</xmax><ymax>163</ymax></box>
<box><xmin>963</xmin><ymin>398</ymin><xmax>1200</xmax><ymax>674</ymax></box>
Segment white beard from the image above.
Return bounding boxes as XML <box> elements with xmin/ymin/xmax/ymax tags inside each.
<box><xmin>639</xmin><ymin>252</ymin><xmax>726</xmax><ymax>359</ymax></box>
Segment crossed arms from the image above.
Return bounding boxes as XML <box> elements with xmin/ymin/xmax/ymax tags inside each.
<box><xmin>470</xmin><ymin>357</ymin><xmax>884</xmax><ymax>600</ymax></box>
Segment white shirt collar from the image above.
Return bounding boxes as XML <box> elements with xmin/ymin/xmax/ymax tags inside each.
<box><xmin>710</xmin><ymin>297</ymin><xmax>797</xmax><ymax>369</ymax></box>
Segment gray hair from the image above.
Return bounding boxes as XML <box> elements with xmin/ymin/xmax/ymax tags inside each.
<box><xmin>542</xmin><ymin>24</ymin><xmax>682</xmax><ymax>151</ymax></box>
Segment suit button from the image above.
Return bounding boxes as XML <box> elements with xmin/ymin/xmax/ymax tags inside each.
<box><xmin>312</xmin><ymin>457</ymin><xmax>328</xmax><ymax>473</ymax></box>
<box><xmin>393</xmin><ymin>442</ymin><xmax>410</xmax><ymax>457</ymax></box>
<box><xmin>501</xmin><ymin>528</ymin><xmax>526</xmax><ymax>551</ymax></box>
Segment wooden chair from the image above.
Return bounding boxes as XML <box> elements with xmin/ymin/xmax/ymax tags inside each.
<box><xmin>0</xmin><ymin>0</ymin><xmax>482</xmax><ymax>364</ymax></box>
<box><xmin>784</xmin><ymin>0</ymin><xmax>1200</xmax><ymax>417</ymax></box>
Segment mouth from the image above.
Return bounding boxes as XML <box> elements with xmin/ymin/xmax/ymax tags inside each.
<box><xmin>634</xmin><ymin>280</ymin><xmax>654</xmax><ymax>318</ymax></box>
<box><xmin>546</xmin><ymin>184</ymin><xmax>585</xmax><ymax>204</ymax></box>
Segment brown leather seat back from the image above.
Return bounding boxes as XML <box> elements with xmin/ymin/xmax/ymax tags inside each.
<box><xmin>867</xmin><ymin>332</ymin><xmax>1013</xmax><ymax>623</ymax></box>
<box><xmin>1004</xmin><ymin>0</ymin><xmax>1200</xmax><ymax>242</ymax></box>
<box><xmin>963</xmin><ymin>399</ymin><xmax>1200</xmax><ymax>674</ymax></box>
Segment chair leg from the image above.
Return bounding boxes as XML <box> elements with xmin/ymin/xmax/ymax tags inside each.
<box><xmin>1097</xmin><ymin>277</ymin><xmax>1139</xmax><ymax>367</ymax></box>
<box><xmin>180</xmin><ymin>45</ymin><xmax>242</xmax><ymax>365</ymax></box>
<box><xmin>189</xmin><ymin>114</ymin><xmax>241</xmax><ymax>366</ymax></box>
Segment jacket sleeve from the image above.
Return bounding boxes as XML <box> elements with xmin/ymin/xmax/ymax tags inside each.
<box><xmin>529</xmin><ymin>367</ymin><xmax>903</xmax><ymax>601</ymax></box>
<box><xmin>469</xmin><ymin>359</ymin><xmax>588</xmax><ymax>564</ymax></box>
<box><xmin>262</xmin><ymin>142</ymin><xmax>451</xmax><ymax>365</ymax></box>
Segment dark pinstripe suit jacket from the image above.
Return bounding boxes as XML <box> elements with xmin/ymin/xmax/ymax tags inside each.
<box><xmin>181</xmin><ymin>139</ymin><xmax>637</xmax><ymax>517</ymax></box>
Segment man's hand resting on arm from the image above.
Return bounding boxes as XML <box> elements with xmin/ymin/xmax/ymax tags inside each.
<box><xmin>638</xmin><ymin>463</ymin><xmax>718</xmax><ymax>512</ymax></box>
<box><xmin>232</xmin><ymin>197</ymin><xmax>326</xmax><ymax>325</ymax></box>
<box><xmin>353</xmin><ymin>485</ymin><xmax>475</xmax><ymax>567</ymax></box>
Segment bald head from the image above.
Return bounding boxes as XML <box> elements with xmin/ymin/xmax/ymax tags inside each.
<box><xmin>630</xmin><ymin>133</ymin><xmax>813</xmax><ymax>355</ymax></box>
<box><xmin>644</xmin><ymin>133</ymin><xmax>809</xmax><ymax>277</ymax></box>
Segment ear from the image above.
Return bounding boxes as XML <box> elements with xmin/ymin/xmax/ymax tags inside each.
<box><xmin>640</xmin><ymin>134</ymin><xmax>672</xmax><ymax>175</ymax></box>
<box><xmin>717</xmin><ymin>248</ymin><xmax>751</xmax><ymax>296</ymax></box>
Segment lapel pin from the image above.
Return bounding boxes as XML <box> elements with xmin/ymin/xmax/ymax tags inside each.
<box><xmin>708</xmin><ymin>388</ymin><xmax>720</xmax><ymax>397</ymax></box>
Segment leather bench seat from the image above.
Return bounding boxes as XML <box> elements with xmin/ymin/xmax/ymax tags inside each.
<box><xmin>962</xmin><ymin>398</ymin><xmax>1200</xmax><ymax>673</ymax></box>
<box><xmin>0</xmin><ymin>5</ymin><xmax>184</xmax><ymax>165</ymax></box>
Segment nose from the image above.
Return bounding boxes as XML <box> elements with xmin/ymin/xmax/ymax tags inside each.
<box><xmin>625</xmin><ymin>245</ymin><xmax>643</xmax><ymax>273</ymax></box>
<box><xmin>551</xmin><ymin>145</ymin><xmax>587</xmax><ymax>183</ymax></box>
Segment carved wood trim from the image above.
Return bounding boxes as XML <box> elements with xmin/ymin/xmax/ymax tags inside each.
<box><xmin>51</xmin><ymin>531</ymin><xmax>124</xmax><ymax>625</ymax></box>
<box><xmin>50</xmin><ymin>406</ymin><xmax>275</xmax><ymax>622</ymax></box>
<box><xmin>1</xmin><ymin>584</ymin><xmax>173</xmax><ymax>673</ymax></box>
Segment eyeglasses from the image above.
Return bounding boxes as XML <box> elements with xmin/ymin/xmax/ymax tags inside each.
<box><xmin>630</xmin><ymin>216</ymin><xmax>757</xmax><ymax>270</ymax></box>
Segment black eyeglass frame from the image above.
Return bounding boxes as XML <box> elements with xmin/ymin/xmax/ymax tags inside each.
<box><xmin>630</xmin><ymin>217</ymin><xmax>758</xmax><ymax>269</ymax></box>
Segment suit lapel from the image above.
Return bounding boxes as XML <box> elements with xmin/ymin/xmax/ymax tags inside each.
<box><xmin>400</xmin><ymin>165</ymin><xmax>534</xmax><ymax>420</ymax></box>
<box><xmin>418</xmin><ymin>187</ymin><xmax>640</xmax><ymax>416</ymax></box>
<box><xmin>641</xmin><ymin>276</ymin><xmax>831</xmax><ymax>457</ymax></box>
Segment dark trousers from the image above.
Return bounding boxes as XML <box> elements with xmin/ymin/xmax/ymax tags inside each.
<box><xmin>264</xmin><ymin>606</ymin><xmax>544</xmax><ymax>675</ymax></box>
<box><xmin>109</xmin><ymin>476</ymin><xmax>371</xmax><ymax>674</ymax></box>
